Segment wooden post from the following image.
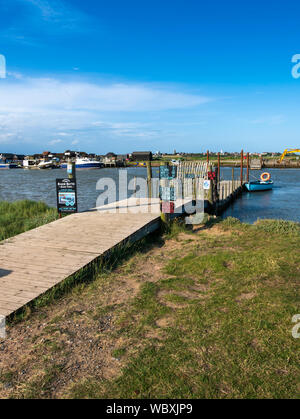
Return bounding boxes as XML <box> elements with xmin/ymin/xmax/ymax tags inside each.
<box><xmin>247</xmin><ymin>152</ymin><xmax>250</xmax><ymax>183</ymax></box>
<box><xmin>146</xmin><ymin>161</ymin><xmax>152</xmax><ymax>199</ymax></box>
<box><xmin>67</xmin><ymin>159</ymin><xmax>76</xmax><ymax>180</ymax></box>
<box><xmin>208</xmin><ymin>164</ymin><xmax>213</xmax><ymax>206</ymax></box>
<box><xmin>207</xmin><ymin>150</ymin><xmax>209</xmax><ymax>165</ymax></box>
<box><xmin>240</xmin><ymin>150</ymin><xmax>244</xmax><ymax>186</ymax></box>
<box><xmin>217</xmin><ymin>152</ymin><xmax>220</xmax><ymax>184</ymax></box>
<box><xmin>159</xmin><ymin>162</ymin><xmax>170</xmax><ymax>225</ymax></box>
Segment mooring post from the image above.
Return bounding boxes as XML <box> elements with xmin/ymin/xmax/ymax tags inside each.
<box><xmin>217</xmin><ymin>152</ymin><xmax>220</xmax><ymax>178</ymax></box>
<box><xmin>159</xmin><ymin>162</ymin><xmax>170</xmax><ymax>226</ymax></box>
<box><xmin>247</xmin><ymin>152</ymin><xmax>250</xmax><ymax>183</ymax></box>
<box><xmin>208</xmin><ymin>163</ymin><xmax>213</xmax><ymax>206</ymax></box>
<box><xmin>240</xmin><ymin>150</ymin><xmax>244</xmax><ymax>187</ymax></box>
<box><xmin>67</xmin><ymin>158</ymin><xmax>76</xmax><ymax>180</ymax></box>
<box><xmin>146</xmin><ymin>161</ymin><xmax>152</xmax><ymax>199</ymax></box>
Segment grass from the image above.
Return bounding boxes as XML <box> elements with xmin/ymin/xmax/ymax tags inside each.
<box><xmin>0</xmin><ymin>217</ymin><xmax>299</xmax><ymax>399</ymax></box>
<box><xmin>0</xmin><ymin>200</ymin><xmax>59</xmax><ymax>241</ymax></box>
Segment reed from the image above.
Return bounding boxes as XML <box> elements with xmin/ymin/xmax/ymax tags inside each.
<box><xmin>0</xmin><ymin>200</ymin><xmax>58</xmax><ymax>241</ymax></box>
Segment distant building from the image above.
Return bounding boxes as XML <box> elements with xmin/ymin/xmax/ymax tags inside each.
<box><xmin>106</xmin><ymin>152</ymin><xmax>117</xmax><ymax>159</ymax></box>
<box><xmin>64</xmin><ymin>150</ymin><xmax>77</xmax><ymax>158</ymax></box>
<box><xmin>132</xmin><ymin>151</ymin><xmax>152</xmax><ymax>161</ymax></box>
<box><xmin>0</xmin><ymin>153</ymin><xmax>15</xmax><ymax>162</ymax></box>
<box><xmin>117</xmin><ymin>154</ymin><xmax>129</xmax><ymax>161</ymax></box>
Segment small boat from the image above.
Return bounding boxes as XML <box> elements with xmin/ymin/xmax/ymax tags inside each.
<box><xmin>245</xmin><ymin>180</ymin><xmax>274</xmax><ymax>192</ymax></box>
<box><xmin>0</xmin><ymin>161</ymin><xmax>18</xmax><ymax>169</ymax></box>
<box><xmin>38</xmin><ymin>159</ymin><xmax>59</xmax><ymax>169</ymax></box>
<box><xmin>61</xmin><ymin>157</ymin><xmax>104</xmax><ymax>169</ymax></box>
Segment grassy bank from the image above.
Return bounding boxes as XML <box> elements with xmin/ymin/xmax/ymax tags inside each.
<box><xmin>0</xmin><ymin>200</ymin><xmax>58</xmax><ymax>241</ymax></box>
<box><xmin>0</xmin><ymin>217</ymin><xmax>299</xmax><ymax>399</ymax></box>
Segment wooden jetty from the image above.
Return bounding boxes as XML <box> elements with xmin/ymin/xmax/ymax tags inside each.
<box><xmin>0</xmin><ymin>160</ymin><xmax>246</xmax><ymax>323</ymax></box>
<box><xmin>0</xmin><ymin>198</ymin><xmax>192</xmax><ymax>320</ymax></box>
<box><xmin>216</xmin><ymin>180</ymin><xmax>244</xmax><ymax>214</ymax></box>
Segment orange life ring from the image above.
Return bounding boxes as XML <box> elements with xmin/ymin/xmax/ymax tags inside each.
<box><xmin>260</xmin><ymin>172</ymin><xmax>271</xmax><ymax>182</ymax></box>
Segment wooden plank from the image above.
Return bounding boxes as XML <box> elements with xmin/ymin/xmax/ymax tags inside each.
<box><xmin>0</xmin><ymin>199</ymin><xmax>164</xmax><ymax>318</ymax></box>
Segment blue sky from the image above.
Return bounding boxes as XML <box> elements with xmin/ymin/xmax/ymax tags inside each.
<box><xmin>0</xmin><ymin>0</ymin><xmax>300</xmax><ymax>154</ymax></box>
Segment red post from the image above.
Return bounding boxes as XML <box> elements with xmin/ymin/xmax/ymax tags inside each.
<box><xmin>240</xmin><ymin>150</ymin><xmax>244</xmax><ymax>186</ymax></box>
<box><xmin>207</xmin><ymin>150</ymin><xmax>209</xmax><ymax>164</ymax></box>
<box><xmin>247</xmin><ymin>152</ymin><xmax>250</xmax><ymax>182</ymax></box>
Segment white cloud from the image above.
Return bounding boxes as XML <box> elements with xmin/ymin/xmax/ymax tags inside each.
<box><xmin>20</xmin><ymin>0</ymin><xmax>91</xmax><ymax>30</ymax></box>
<box><xmin>57</xmin><ymin>132</ymin><xmax>72</xmax><ymax>137</ymax></box>
<box><xmin>0</xmin><ymin>75</ymin><xmax>212</xmax><ymax>150</ymax></box>
<box><xmin>250</xmin><ymin>115</ymin><xmax>285</xmax><ymax>125</ymax></box>
<box><xmin>49</xmin><ymin>139</ymin><xmax>62</xmax><ymax>145</ymax></box>
<box><xmin>0</xmin><ymin>77</ymin><xmax>210</xmax><ymax>113</ymax></box>
<box><xmin>24</xmin><ymin>0</ymin><xmax>59</xmax><ymax>19</ymax></box>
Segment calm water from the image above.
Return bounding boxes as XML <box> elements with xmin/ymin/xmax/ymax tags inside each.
<box><xmin>0</xmin><ymin>167</ymin><xmax>159</xmax><ymax>212</ymax></box>
<box><xmin>0</xmin><ymin>167</ymin><xmax>300</xmax><ymax>223</ymax></box>
<box><xmin>221</xmin><ymin>168</ymin><xmax>300</xmax><ymax>223</ymax></box>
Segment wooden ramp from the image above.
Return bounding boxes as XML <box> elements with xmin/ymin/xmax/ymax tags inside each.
<box><xmin>0</xmin><ymin>198</ymin><xmax>164</xmax><ymax>318</ymax></box>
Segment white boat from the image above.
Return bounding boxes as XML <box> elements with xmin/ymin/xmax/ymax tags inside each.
<box><xmin>23</xmin><ymin>159</ymin><xmax>38</xmax><ymax>169</ymax></box>
<box><xmin>61</xmin><ymin>157</ymin><xmax>104</xmax><ymax>169</ymax></box>
<box><xmin>38</xmin><ymin>159</ymin><xmax>59</xmax><ymax>169</ymax></box>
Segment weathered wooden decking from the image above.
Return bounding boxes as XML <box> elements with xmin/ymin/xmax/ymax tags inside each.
<box><xmin>0</xmin><ymin>198</ymin><xmax>163</xmax><ymax>318</ymax></box>
<box><xmin>0</xmin><ymin>186</ymin><xmax>244</xmax><ymax>320</ymax></box>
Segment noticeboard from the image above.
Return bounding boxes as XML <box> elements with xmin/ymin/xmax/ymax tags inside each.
<box><xmin>56</xmin><ymin>178</ymin><xmax>78</xmax><ymax>214</ymax></box>
<box><xmin>159</xmin><ymin>165</ymin><xmax>177</xmax><ymax>180</ymax></box>
<box><xmin>159</xmin><ymin>165</ymin><xmax>177</xmax><ymax>214</ymax></box>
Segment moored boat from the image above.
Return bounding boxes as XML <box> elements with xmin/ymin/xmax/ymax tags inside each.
<box><xmin>61</xmin><ymin>157</ymin><xmax>103</xmax><ymax>169</ymax></box>
<box><xmin>0</xmin><ymin>161</ymin><xmax>18</xmax><ymax>169</ymax></box>
<box><xmin>245</xmin><ymin>180</ymin><xmax>274</xmax><ymax>192</ymax></box>
<box><xmin>38</xmin><ymin>159</ymin><xmax>60</xmax><ymax>169</ymax></box>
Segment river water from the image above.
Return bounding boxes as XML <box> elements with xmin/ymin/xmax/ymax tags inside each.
<box><xmin>221</xmin><ymin>167</ymin><xmax>300</xmax><ymax>223</ymax></box>
<box><xmin>0</xmin><ymin>167</ymin><xmax>159</xmax><ymax>213</ymax></box>
<box><xmin>0</xmin><ymin>167</ymin><xmax>299</xmax><ymax>223</ymax></box>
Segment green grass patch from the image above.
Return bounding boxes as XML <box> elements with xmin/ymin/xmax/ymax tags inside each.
<box><xmin>0</xmin><ymin>200</ymin><xmax>58</xmax><ymax>241</ymax></box>
<box><xmin>69</xmin><ymin>218</ymin><xmax>300</xmax><ymax>399</ymax></box>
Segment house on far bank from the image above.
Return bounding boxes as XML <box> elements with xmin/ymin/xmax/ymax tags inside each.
<box><xmin>105</xmin><ymin>152</ymin><xmax>117</xmax><ymax>159</ymax></box>
<box><xmin>132</xmin><ymin>151</ymin><xmax>152</xmax><ymax>161</ymax></box>
<box><xmin>0</xmin><ymin>153</ymin><xmax>25</xmax><ymax>162</ymax></box>
<box><xmin>117</xmin><ymin>154</ymin><xmax>129</xmax><ymax>162</ymax></box>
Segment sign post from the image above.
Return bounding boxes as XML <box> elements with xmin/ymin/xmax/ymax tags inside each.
<box><xmin>56</xmin><ymin>178</ymin><xmax>78</xmax><ymax>214</ymax></box>
<box><xmin>159</xmin><ymin>163</ymin><xmax>177</xmax><ymax>224</ymax></box>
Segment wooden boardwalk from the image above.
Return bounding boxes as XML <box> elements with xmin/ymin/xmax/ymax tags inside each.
<box><xmin>0</xmin><ymin>198</ymin><xmax>163</xmax><ymax>318</ymax></box>
<box><xmin>0</xmin><ymin>185</ymin><xmax>244</xmax><ymax>320</ymax></box>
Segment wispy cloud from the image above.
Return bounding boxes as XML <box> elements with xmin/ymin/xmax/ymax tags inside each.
<box><xmin>22</xmin><ymin>0</ymin><xmax>84</xmax><ymax>26</ymax></box>
<box><xmin>48</xmin><ymin>138</ymin><xmax>62</xmax><ymax>145</ymax></box>
<box><xmin>0</xmin><ymin>75</ymin><xmax>212</xmax><ymax>150</ymax></box>
<box><xmin>0</xmin><ymin>77</ymin><xmax>211</xmax><ymax>113</ymax></box>
<box><xmin>24</xmin><ymin>0</ymin><xmax>59</xmax><ymax>20</ymax></box>
<box><xmin>1</xmin><ymin>0</ymin><xmax>93</xmax><ymax>45</ymax></box>
<box><xmin>250</xmin><ymin>115</ymin><xmax>286</xmax><ymax>125</ymax></box>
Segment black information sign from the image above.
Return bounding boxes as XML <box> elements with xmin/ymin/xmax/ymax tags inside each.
<box><xmin>56</xmin><ymin>178</ymin><xmax>78</xmax><ymax>214</ymax></box>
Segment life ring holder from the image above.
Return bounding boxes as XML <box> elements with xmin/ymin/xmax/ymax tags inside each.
<box><xmin>260</xmin><ymin>172</ymin><xmax>271</xmax><ymax>182</ymax></box>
